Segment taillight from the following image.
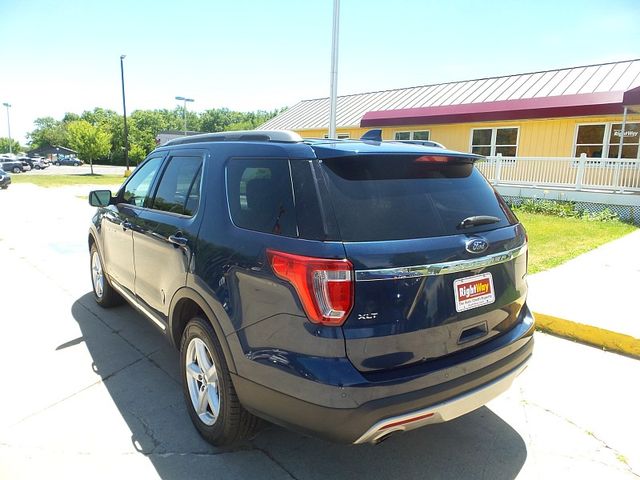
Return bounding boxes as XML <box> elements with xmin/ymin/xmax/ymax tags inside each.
<box><xmin>267</xmin><ymin>249</ymin><xmax>354</xmax><ymax>326</ymax></box>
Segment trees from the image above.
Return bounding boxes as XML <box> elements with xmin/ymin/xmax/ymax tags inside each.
<box><xmin>27</xmin><ymin>117</ymin><xmax>68</xmax><ymax>148</ymax></box>
<box><xmin>26</xmin><ymin>107</ymin><xmax>282</xmax><ymax>165</ymax></box>
<box><xmin>0</xmin><ymin>137</ymin><xmax>22</xmax><ymax>154</ymax></box>
<box><xmin>66</xmin><ymin>120</ymin><xmax>112</xmax><ymax>175</ymax></box>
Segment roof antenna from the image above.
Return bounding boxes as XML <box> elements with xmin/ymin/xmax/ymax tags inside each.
<box><xmin>360</xmin><ymin>129</ymin><xmax>382</xmax><ymax>142</ymax></box>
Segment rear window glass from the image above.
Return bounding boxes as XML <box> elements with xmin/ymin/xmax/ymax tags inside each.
<box><xmin>320</xmin><ymin>155</ymin><xmax>515</xmax><ymax>241</ymax></box>
<box><xmin>226</xmin><ymin>158</ymin><xmax>297</xmax><ymax>236</ymax></box>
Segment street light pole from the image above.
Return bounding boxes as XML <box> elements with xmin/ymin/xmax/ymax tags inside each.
<box><xmin>175</xmin><ymin>96</ymin><xmax>194</xmax><ymax>135</ymax></box>
<box><xmin>120</xmin><ymin>55</ymin><xmax>130</xmax><ymax>173</ymax></box>
<box><xmin>328</xmin><ymin>0</ymin><xmax>340</xmax><ymax>139</ymax></box>
<box><xmin>2</xmin><ymin>103</ymin><xmax>12</xmax><ymax>154</ymax></box>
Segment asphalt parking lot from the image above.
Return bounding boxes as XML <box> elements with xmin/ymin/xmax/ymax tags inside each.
<box><xmin>1</xmin><ymin>184</ymin><xmax>639</xmax><ymax>479</ymax></box>
<box><xmin>17</xmin><ymin>163</ymin><xmax>127</xmax><ymax>176</ymax></box>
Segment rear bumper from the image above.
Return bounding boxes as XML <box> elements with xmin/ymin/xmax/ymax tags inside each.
<box><xmin>354</xmin><ymin>360</ymin><xmax>528</xmax><ymax>444</ymax></box>
<box><xmin>233</xmin><ymin>307</ymin><xmax>534</xmax><ymax>444</ymax></box>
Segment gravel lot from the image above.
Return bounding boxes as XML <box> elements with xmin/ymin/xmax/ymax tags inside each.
<box><xmin>0</xmin><ymin>183</ymin><xmax>638</xmax><ymax>480</ymax></box>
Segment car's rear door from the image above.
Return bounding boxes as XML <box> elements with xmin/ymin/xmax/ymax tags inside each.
<box><xmin>317</xmin><ymin>154</ymin><xmax>528</xmax><ymax>372</ymax></box>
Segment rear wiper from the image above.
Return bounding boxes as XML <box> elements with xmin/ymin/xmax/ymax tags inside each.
<box><xmin>457</xmin><ymin>215</ymin><xmax>501</xmax><ymax>229</ymax></box>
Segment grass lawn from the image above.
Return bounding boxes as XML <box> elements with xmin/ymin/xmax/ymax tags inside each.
<box><xmin>517</xmin><ymin>211</ymin><xmax>637</xmax><ymax>274</ymax></box>
<box><xmin>11</xmin><ymin>174</ymin><xmax>124</xmax><ymax>188</ymax></box>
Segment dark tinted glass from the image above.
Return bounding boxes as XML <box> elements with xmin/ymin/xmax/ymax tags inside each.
<box><xmin>472</xmin><ymin>129</ymin><xmax>492</xmax><ymax>145</ymax></box>
<box><xmin>472</xmin><ymin>146</ymin><xmax>491</xmax><ymax>156</ymax></box>
<box><xmin>576</xmin><ymin>124</ymin><xmax>605</xmax><ymax>144</ymax></box>
<box><xmin>151</xmin><ymin>156</ymin><xmax>203</xmax><ymax>215</ymax></box>
<box><xmin>227</xmin><ymin>159</ymin><xmax>297</xmax><ymax>236</ymax></box>
<box><xmin>609</xmin><ymin>123</ymin><xmax>639</xmax><ymax>145</ymax></box>
<box><xmin>122</xmin><ymin>157</ymin><xmax>163</xmax><ymax>206</ymax></box>
<box><xmin>320</xmin><ymin>155</ymin><xmax>514</xmax><ymax>241</ymax></box>
<box><xmin>290</xmin><ymin>160</ymin><xmax>328</xmax><ymax>240</ymax></box>
<box><xmin>495</xmin><ymin>146</ymin><xmax>517</xmax><ymax>156</ymax></box>
<box><xmin>608</xmin><ymin>144</ymin><xmax>639</xmax><ymax>159</ymax></box>
<box><xmin>496</xmin><ymin>128</ymin><xmax>518</xmax><ymax>145</ymax></box>
<box><xmin>575</xmin><ymin>145</ymin><xmax>603</xmax><ymax>158</ymax></box>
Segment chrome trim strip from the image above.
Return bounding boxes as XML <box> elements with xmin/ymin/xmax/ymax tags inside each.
<box><xmin>354</xmin><ymin>245</ymin><xmax>527</xmax><ymax>282</ymax></box>
<box><xmin>353</xmin><ymin>361</ymin><xmax>529</xmax><ymax>444</ymax></box>
<box><xmin>111</xmin><ymin>281</ymin><xmax>167</xmax><ymax>331</ymax></box>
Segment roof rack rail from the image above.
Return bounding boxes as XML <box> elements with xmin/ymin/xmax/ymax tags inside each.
<box><xmin>164</xmin><ymin>130</ymin><xmax>303</xmax><ymax>146</ymax></box>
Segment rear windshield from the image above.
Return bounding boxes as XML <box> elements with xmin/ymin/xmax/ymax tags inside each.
<box><xmin>320</xmin><ymin>155</ymin><xmax>515</xmax><ymax>241</ymax></box>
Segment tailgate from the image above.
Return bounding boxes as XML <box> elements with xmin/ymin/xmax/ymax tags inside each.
<box><xmin>343</xmin><ymin>226</ymin><xmax>527</xmax><ymax>371</ymax></box>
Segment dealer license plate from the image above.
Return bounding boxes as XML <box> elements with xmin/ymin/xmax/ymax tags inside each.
<box><xmin>453</xmin><ymin>272</ymin><xmax>495</xmax><ymax>312</ymax></box>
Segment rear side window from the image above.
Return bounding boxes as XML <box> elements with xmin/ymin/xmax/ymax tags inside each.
<box><xmin>226</xmin><ymin>158</ymin><xmax>297</xmax><ymax>236</ymax></box>
<box><xmin>151</xmin><ymin>156</ymin><xmax>203</xmax><ymax>216</ymax></box>
<box><xmin>320</xmin><ymin>155</ymin><xmax>515</xmax><ymax>241</ymax></box>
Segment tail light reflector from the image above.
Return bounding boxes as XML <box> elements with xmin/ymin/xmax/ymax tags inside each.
<box><xmin>267</xmin><ymin>249</ymin><xmax>354</xmax><ymax>326</ymax></box>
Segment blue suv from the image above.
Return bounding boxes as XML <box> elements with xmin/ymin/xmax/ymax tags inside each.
<box><xmin>88</xmin><ymin>130</ymin><xmax>534</xmax><ymax>446</ymax></box>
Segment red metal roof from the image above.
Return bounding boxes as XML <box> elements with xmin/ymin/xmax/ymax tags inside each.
<box><xmin>360</xmin><ymin>91</ymin><xmax>628</xmax><ymax>127</ymax></box>
<box><xmin>259</xmin><ymin>59</ymin><xmax>640</xmax><ymax>131</ymax></box>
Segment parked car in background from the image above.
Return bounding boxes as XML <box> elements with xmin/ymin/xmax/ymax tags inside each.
<box><xmin>0</xmin><ymin>168</ymin><xmax>11</xmax><ymax>189</ymax></box>
<box><xmin>0</xmin><ymin>159</ymin><xmax>24</xmax><ymax>173</ymax></box>
<box><xmin>18</xmin><ymin>159</ymin><xmax>32</xmax><ymax>172</ymax></box>
<box><xmin>54</xmin><ymin>156</ymin><xmax>82</xmax><ymax>166</ymax></box>
<box><xmin>18</xmin><ymin>156</ymin><xmax>48</xmax><ymax>170</ymax></box>
<box><xmin>87</xmin><ymin>129</ymin><xmax>534</xmax><ymax>447</ymax></box>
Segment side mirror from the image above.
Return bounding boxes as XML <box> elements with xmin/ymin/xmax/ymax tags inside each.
<box><xmin>89</xmin><ymin>190</ymin><xmax>113</xmax><ymax>207</ymax></box>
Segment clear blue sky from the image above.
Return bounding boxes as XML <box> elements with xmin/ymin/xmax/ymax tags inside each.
<box><xmin>1</xmin><ymin>0</ymin><xmax>639</xmax><ymax>144</ymax></box>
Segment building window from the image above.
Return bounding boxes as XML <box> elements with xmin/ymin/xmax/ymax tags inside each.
<box><xmin>394</xmin><ymin>130</ymin><xmax>430</xmax><ymax>141</ymax></box>
<box><xmin>471</xmin><ymin>127</ymin><xmax>518</xmax><ymax>156</ymax></box>
<box><xmin>574</xmin><ymin>123</ymin><xmax>639</xmax><ymax>159</ymax></box>
<box><xmin>575</xmin><ymin>124</ymin><xmax>606</xmax><ymax>158</ymax></box>
<box><xmin>323</xmin><ymin>133</ymin><xmax>351</xmax><ymax>139</ymax></box>
<box><xmin>608</xmin><ymin>123</ymin><xmax>639</xmax><ymax>159</ymax></box>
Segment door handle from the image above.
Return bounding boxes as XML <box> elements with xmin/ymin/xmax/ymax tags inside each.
<box><xmin>168</xmin><ymin>232</ymin><xmax>188</xmax><ymax>247</ymax></box>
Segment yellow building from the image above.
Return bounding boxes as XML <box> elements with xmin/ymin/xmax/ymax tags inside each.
<box><xmin>260</xmin><ymin>59</ymin><xmax>640</xmax><ymax>161</ymax></box>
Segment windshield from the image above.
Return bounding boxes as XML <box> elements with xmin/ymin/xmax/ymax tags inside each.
<box><xmin>320</xmin><ymin>155</ymin><xmax>516</xmax><ymax>241</ymax></box>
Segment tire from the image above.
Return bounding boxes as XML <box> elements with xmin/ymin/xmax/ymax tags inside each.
<box><xmin>180</xmin><ymin>317</ymin><xmax>259</xmax><ymax>446</ymax></box>
<box><xmin>1</xmin><ymin>186</ymin><xmax>7</xmax><ymax>189</ymax></box>
<box><xmin>35</xmin><ymin>165</ymin><xmax>41</xmax><ymax>170</ymax></box>
<box><xmin>12</xmin><ymin>167</ymin><xmax>20</xmax><ymax>173</ymax></box>
<box><xmin>54</xmin><ymin>162</ymin><xmax>60</xmax><ymax>166</ymax></box>
<box><xmin>90</xmin><ymin>243</ymin><xmax>122</xmax><ymax>307</ymax></box>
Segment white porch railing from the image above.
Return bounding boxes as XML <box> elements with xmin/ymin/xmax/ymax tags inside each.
<box><xmin>476</xmin><ymin>154</ymin><xmax>640</xmax><ymax>193</ymax></box>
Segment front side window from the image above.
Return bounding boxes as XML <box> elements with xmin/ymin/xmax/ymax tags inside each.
<box><xmin>121</xmin><ymin>157</ymin><xmax>163</xmax><ymax>207</ymax></box>
<box><xmin>471</xmin><ymin>127</ymin><xmax>518</xmax><ymax>156</ymax></box>
<box><xmin>226</xmin><ymin>159</ymin><xmax>297</xmax><ymax>236</ymax></box>
<box><xmin>151</xmin><ymin>156</ymin><xmax>203</xmax><ymax>216</ymax></box>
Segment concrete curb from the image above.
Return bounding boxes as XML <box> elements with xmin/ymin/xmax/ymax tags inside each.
<box><xmin>534</xmin><ymin>312</ymin><xmax>640</xmax><ymax>359</ymax></box>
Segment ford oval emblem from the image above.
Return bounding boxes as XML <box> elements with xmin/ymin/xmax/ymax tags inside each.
<box><xmin>465</xmin><ymin>238</ymin><xmax>489</xmax><ymax>254</ymax></box>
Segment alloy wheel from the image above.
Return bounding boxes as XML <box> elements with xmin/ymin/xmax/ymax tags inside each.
<box><xmin>185</xmin><ymin>337</ymin><xmax>221</xmax><ymax>426</ymax></box>
<box><xmin>91</xmin><ymin>251</ymin><xmax>104</xmax><ymax>298</ymax></box>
